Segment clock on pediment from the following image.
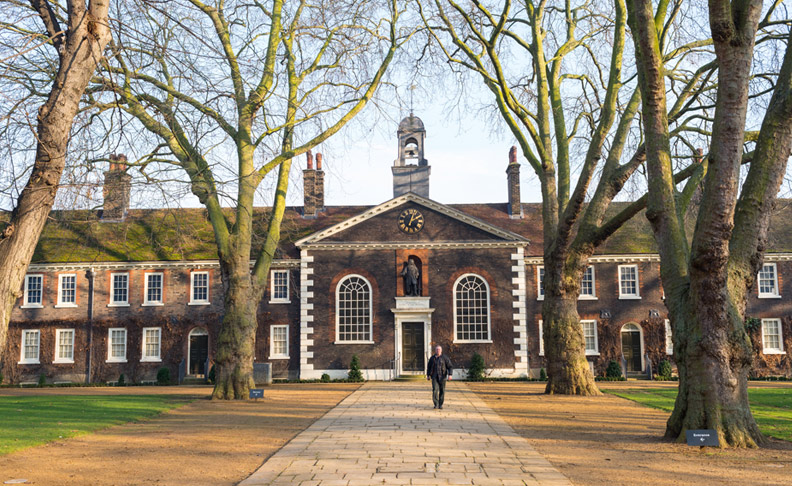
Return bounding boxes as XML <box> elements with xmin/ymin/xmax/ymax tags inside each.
<box><xmin>398</xmin><ymin>208</ymin><xmax>424</xmax><ymax>234</ymax></box>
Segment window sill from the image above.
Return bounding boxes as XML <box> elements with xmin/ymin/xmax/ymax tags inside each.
<box><xmin>578</xmin><ymin>295</ymin><xmax>598</xmax><ymax>301</ymax></box>
<box><xmin>17</xmin><ymin>360</ymin><xmax>40</xmax><ymax>365</ymax></box>
<box><xmin>141</xmin><ymin>302</ymin><xmax>164</xmax><ymax>307</ymax></box>
<box><xmin>268</xmin><ymin>300</ymin><xmax>291</xmax><ymax>304</ymax></box>
<box><xmin>585</xmin><ymin>352</ymin><xmax>600</xmax><ymax>356</ymax></box>
<box><xmin>453</xmin><ymin>340</ymin><xmax>494</xmax><ymax>344</ymax></box>
<box><xmin>188</xmin><ymin>301</ymin><xmax>210</xmax><ymax>306</ymax></box>
<box><xmin>141</xmin><ymin>358</ymin><xmax>162</xmax><ymax>362</ymax></box>
<box><xmin>106</xmin><ymin>359</ymin><xmax>128</xmax><ymax>363</ymax></box>
<box><xmin>618</xmin><ymin>295</ymin><xmax>642</xmax><ymax>300</ymax></box>
<box><xmin>538</xmin><ymin>353</ymin><xmax>544</xmax><ymax>357</ymax></box>
<box><xmin>107</xmin><ymin>303</ymin><xmax>130</xmax><ymax>308</ymax></box>
<box><xmin>762</xmin><ymin>350</ymin><xmax>786</xmax><ymax>355</ymax></box>
<box><xmin>20</xmin><ymin>304</ymin><xmax>43</xmax><ymax>309</ymax></box>
<box><xmin>55</xmin><ymin>304</ymin><xmax>78</xmax><ymax>308</ymax></box>
<box><xmin>53</xmin><ymin>359</ymin><xmax>74</xmax><ymax>364</ymax></box>
<box><xmin>334</xmin><ymin>341</ymin><xmax>375</xmax><ymax>345</ymax></box>
<box><xmin>536</xmin><ymin>296</ymin><xmax>544</xmax><ymax>301</ymax></box>
<box><xmin>758</xmin><ymin>294</ymin><xmax>782</xmax><ymax>299</ymax></box>
<box><xmin>666</xmin><ymin>351</ymin><xmax>673</xmax><ymax>356</ymax></box>
<box><xmin>269</xmin><ymin>355</ymin><xmax>290</xmax><ymax>360</ymax></box>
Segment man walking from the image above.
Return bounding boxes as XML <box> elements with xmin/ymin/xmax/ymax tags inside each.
<box><xmin>426</xmin><ymin>345</ymin><xmax>453</xmax><ymax>409</ymax></box>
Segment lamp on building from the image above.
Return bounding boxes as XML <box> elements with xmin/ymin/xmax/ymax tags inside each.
<box><xmin>649</xmin><ymin>309</ymin><xmax>660</xmax><ymax>318</ymax></box>
<box><xmin>600</xmin><ymin>310</ymin><xmax>611</xmax><ymax>319</ymax></box>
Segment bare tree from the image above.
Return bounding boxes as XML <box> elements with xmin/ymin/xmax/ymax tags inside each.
<box><xmin>627</xmin><ymin>0</ymin><xmax>792</xmax><ymax>446</ymax></box>
<box><xmin>0</xmin><ymin>1</ymin><xmax>111</xmax><ymax>370</ymax></box>
<box><xmin>89</xmin><ymin>0</ymin><xmax>407</xmax><ymax>399</ymax></box>
<box><xmin>418</xmin><ymin>0</ymin><xmax>719</xmax><ymax>394</ymax></box>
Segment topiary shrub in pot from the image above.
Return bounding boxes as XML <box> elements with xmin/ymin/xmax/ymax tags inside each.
<box><xmin>539</xmin><ymin>368</ymin><xmax>547</xmax><ymax>381</ymax></box>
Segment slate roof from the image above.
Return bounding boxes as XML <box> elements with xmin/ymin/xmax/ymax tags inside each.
<box><xmin>16</xmin><ymin>199</ymin><xmax>792</xmax><ymax>263</ymax></box>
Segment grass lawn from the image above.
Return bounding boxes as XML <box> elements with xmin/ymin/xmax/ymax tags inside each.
<box><xmin>608</xmin><ymin>387</ymin><xmax>792</xmax><ymax>442</ymax></box>
<box><xmin>0</xmin><ymin>395</ymin><xmax>189</xmax><ymax>455</ymax></box>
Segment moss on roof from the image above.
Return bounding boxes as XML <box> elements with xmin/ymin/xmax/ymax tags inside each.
<box><xmin>17</xmin><ymin>199</ymin><xmax>792</xmax><ymax>264</ymax></box>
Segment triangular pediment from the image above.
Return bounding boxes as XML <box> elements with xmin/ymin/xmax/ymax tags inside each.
<box><xmin>295</xmin><ymin>193</ymin><xmax>529</xmax><ymax>248</ymax></box>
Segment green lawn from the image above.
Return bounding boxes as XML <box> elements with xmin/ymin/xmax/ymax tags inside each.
<box><xmin>608</xmin><ymin>387</ymin><xmax>792</xmax><ymax>442</ymax></box>
<box><xmin>0</xmin><ymin>395</ymin><xmax>188</xmax><ymax>455</ymax></box>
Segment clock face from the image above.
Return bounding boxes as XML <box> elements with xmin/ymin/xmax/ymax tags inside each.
<box><xmin>398</xmin><ymin>208</ymin><xmax>425</xmax><ymax>234</ymax></box>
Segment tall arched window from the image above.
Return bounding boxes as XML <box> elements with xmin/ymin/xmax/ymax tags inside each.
<box><xmin>336</xmin><ymin>275</ymin><xmax>373</xmax><ymax>343</ymax></box>
<box><xmin>454</xmin><ymin>274</ymin><xmax>491</xmax><ymax>342</ymax></box>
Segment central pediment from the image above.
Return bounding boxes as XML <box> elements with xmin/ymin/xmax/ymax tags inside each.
<box><xmin>295</xmin><ymin>193</ymin><xmax>529</xmax><ymax>248</ymax></box>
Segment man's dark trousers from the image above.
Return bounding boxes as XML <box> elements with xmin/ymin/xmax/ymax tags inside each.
<box><xmin>431</xmin><ymin>376</ymin><xmax>447</xmax><ymax>408</ymax></box>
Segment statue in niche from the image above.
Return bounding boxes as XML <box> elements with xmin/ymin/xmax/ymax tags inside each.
<box><xmin>401</xmin><ymin>258</ymin><xmax>421</xmax><ymax>296</ymax></box>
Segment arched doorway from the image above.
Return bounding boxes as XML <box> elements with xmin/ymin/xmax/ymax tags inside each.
<box><xmin>188</xmin><ymin>328</ymin><xmax>209</xmax><ymax>376</ymax></box>
<box><xmin>620</xmin><ymin>323</ymin><xmax>644</xmax><ymax>373</ymax></box>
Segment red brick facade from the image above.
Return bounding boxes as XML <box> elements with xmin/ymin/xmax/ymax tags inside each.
<box><xmin>3</xmin><ymin>195</ymin><xmax>792</xmax><ymax>384</ymax></box>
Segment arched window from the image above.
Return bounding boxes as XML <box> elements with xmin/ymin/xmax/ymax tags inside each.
<box><xmin>454</xmin><ymin>274</ymin><xmax>490</xmax><ymax>342</ymax></box>
<box><xmin>336</xmin><ymin>275</ymin><xmax>373</xmax><ymax>343</ymax></box>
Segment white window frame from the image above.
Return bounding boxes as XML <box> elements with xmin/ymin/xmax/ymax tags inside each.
<box><xmin>452</xmin><ymin>273</ymin><xmax>492</xmax><ymax>343</ymax></box>
<box><xmin>579</xmin><ymin>266</ymin><xmax>597</xmax><ymax>300</ymax></box>
<box><xmin>536</xmin><ymin>266</ymin><xmax>544</xmax><ymax>301</ymax></box>
<box><xmin>618</xmin><ymin>264</ymin><xmax>641</xmax><ymax>300</ymax></box>
<box><xmin>665</xmin><ymin>319</ymin><xmax>673</xmax><ymax>355</ymax></box>
<box><xmin>54</xmin><ymin>328</ymin><xmax>75</xmax><ymax>363</ymax></box>
<box><xmin>143</xmin><ymin>272</ymin><xmax>164</xmax><ymax>306</ymax></box>
<box><xmin>761</xmin><ymin>318</ymin><xmax>785</xmax><ymax>354</ymax></box>
<box><xmin>581</xmin><ymin>320</ymin><xmax>599</xmax><ymax>356</ymax></box>
<box><xmin>269</xmin><ymin>324</ymin><xmax>290</xmax><ymax>359</ymax></box>
<box><xmin>56</xmin><ymin>274</ymin><xmax>78</xmax><ymax>308</ymax></box>
<box><xmin>107</xmin><ymin>327</ymin><xmax>128</xmax><ymax>363</ymax></box>
<box><xmin>18</xmin><ymin>329</ymin><xmax>40</xmax><ymax>364</ymax></box>
<box><xmin>22</xmin><ymin>274</ymin><xmax>44</xmax><ymax>308</ymax></box>
<box><xmin>269</xmin><ymin>269</ymin><xmax>290</xmax><ymax>304</ymax></box>
<box><xmin>757</xmin><ymin>263</ymin><xmax>781</xmax><ymax>299</ymax></box>
<box><xmin>141</xmin><ymin>327</ymin><xmax>162</xmax><ymax>362</ymax></box>
<box><xmin>188</xmin><ymin>271</ymin><xmax>210</xmax><ymax>305</ymax></box>
<box><xmin>335</xmin><ymin>274</ymin><xmax>374</xmax><ymax>344</ymax></box>
<box><xmin>109</xmin><ymin>272</ymin><xmax>130</xmax><ymax>307</ymax></box>
<box><xmin>538</xmin><ymin>320</ymin><xmax>544</xmax><ymax>356</ymax></box>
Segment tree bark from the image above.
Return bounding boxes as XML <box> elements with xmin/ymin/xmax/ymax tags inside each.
<box><xmin>542</xmin><ymin>254</ymin><xmax>600</xmax><ymax>395</ymax></box>
<box><xmin>212</xmin><ymin>257</ymin><xmax>261</xmax><ymax>400</ymax></box>
<box><xmin>0</xmin><ymin>1</ymin><xmax>111</xmax><ymax>371</ymax></box>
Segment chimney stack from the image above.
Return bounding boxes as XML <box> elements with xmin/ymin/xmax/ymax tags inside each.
<box><xmin>506</xmin><ymin>146</ymin><xmax>523</xmax><ymax>219</ymax></box>
<box><xmin>303</xmin><ymin>150</ymin><xmax>325</xmax><ymax>218</ymax></box>
<box><xmin>102</xmin><ymin>154</ymin><xmax>132</xmax><ymax>221</ymax></box>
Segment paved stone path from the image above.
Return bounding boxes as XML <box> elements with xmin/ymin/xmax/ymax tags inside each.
<box><xmin>240</xmin><ymin>381</ymin><xmax>572</xmax><ymax>486</ymax></box>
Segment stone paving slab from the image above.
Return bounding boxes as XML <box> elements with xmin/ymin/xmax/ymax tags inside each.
<box><xmin>240</xmin><ymin>381</ymin><xmax>571</xmax><ymax>486</ymax></box>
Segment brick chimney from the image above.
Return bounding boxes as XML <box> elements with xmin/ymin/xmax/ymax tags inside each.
<box><xmin>303</xmin><ymin>151</ymin><xmax>325</xmax><ymax>218</ymax></box>
<box><xmin>506</xmin><ymin>146</ymin><xmax>523</xmax><ymax>219</ymax></box>
<box><xmin>102</xmin><ymin>154</ymin><xmax>132</xmax><ymax>221</ymax></box>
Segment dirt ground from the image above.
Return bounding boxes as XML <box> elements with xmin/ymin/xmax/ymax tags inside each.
<box><xmin>468</xmin><ymin>381</ymin><xmax>792</xmax><ymax>486</ymax></box>
<box><xmin>0</xmin><ymin>384</ymin><xmax>359</xmax><ymax>486</ymax></box>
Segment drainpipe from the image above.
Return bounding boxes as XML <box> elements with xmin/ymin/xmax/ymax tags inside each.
<box><xmin>85</xmin><ymin>268</ymin><xmax>95</xmax><ymax>384</ymax></box>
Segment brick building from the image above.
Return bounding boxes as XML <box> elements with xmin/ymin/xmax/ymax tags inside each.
<box><xmin>2</xmin><ymin>116</ymin><xmax>791</xmax><ymax>384</ymax></box>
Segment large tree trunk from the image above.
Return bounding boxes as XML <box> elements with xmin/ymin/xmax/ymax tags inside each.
<box><xmin>542</xmin><ymin>255</ymin><xmax>600</xmax><ymax>395</ymax></box>
<box><xmin>0</xmin><ymin>1</ymin><xmax>110</xmax><ymax>371</ymax></box>
<box><xmin>664</xmin><ymin>290</ymin><xmax>763</xmax><ymax>446</ymax></box>
<box><xmin>212</xmin><ymin>257</ymin><xmax>261</xmax><ymax>400</ymax></box>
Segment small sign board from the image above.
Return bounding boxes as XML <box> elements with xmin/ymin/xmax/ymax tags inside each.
<box><xmin>686</xmin><ymin>429</ymin><xmax>719</xmax><ymax>447</ymax></box>
<box><xmin>249</xmin><ymin>388</ymin><xmax>264</xmax><ymax>399</ymax></box>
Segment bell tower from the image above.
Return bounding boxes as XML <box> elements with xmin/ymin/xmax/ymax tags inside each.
<box><xmin>392</xmin><ymin>113</ymin><xmax>431</xmax><ymax>198</ymax></box>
